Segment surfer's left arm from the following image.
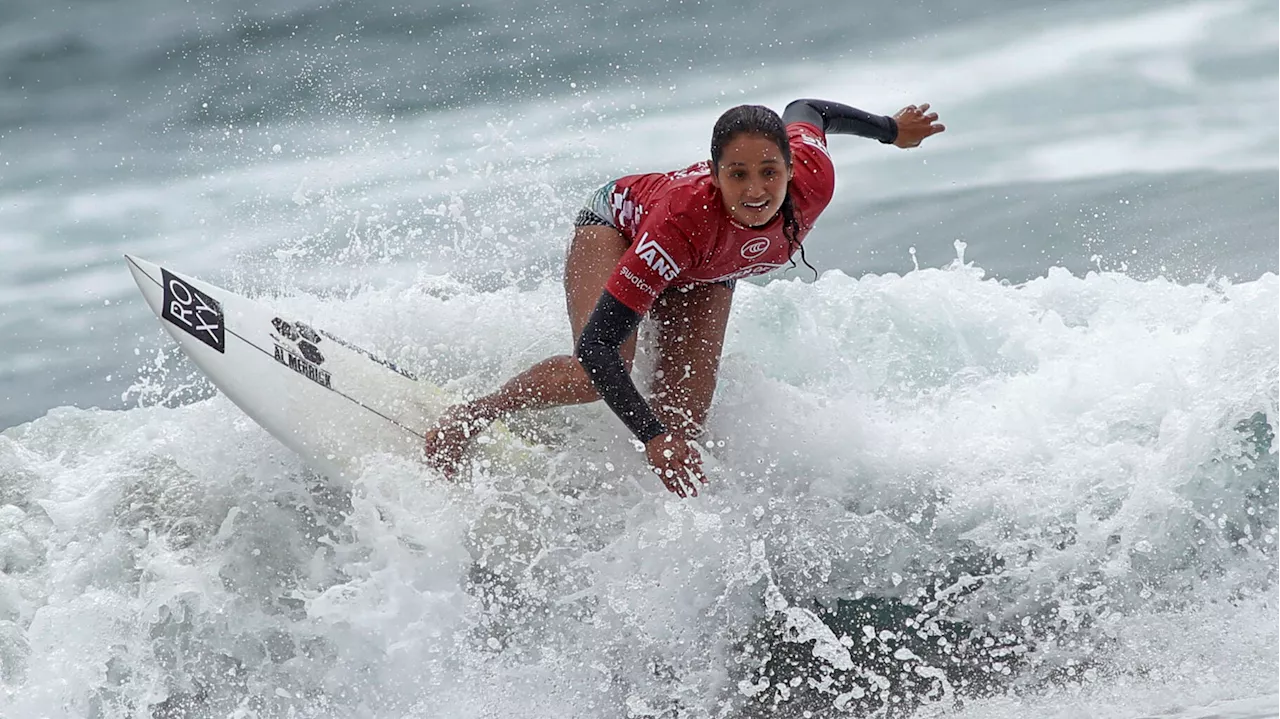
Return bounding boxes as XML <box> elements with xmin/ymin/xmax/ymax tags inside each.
<box><xmin>782</xmin><ymin>98</ymin><xmax>945</xmax><ymax>148</ymax></box>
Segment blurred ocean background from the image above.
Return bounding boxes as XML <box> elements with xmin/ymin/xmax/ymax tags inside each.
<box><xmin>0</xmin><ymin>0</ymin><xmax>1277</xmax><ymax>717</ymax></box>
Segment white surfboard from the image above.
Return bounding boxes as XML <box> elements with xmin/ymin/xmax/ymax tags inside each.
<box><xmin>125</xmin><ymin>255</ymin><xmax>533</xmax><ymax>480</ymax></box>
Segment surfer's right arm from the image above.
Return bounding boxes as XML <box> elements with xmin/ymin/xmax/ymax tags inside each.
<box><xmin>575</xmin><ymin>293</ymin><xmax>665</xmax><ymax>442</ymax></box>
<box><xmin>575</xmin><ymin>232</ymin><xmax>707</xmax><ymax>497</ymax></box>
<box><xmin>576</xmin><ymin>294</ymin><xmax>705</xmax><ymax>497</ymax></box>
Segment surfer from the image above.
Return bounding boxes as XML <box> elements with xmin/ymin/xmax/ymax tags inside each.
<box><xmin>424</xmin><ymin>98</ymin><xmax>944</xmax><ymax>496</ymax></box>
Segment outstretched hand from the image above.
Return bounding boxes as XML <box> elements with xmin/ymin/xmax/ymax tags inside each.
<box><xmin>644</xmin><ymin>433</ymin><xmax>707</xmax><ymax>498</ymax></box>
<box><xmin>892</xmin><ymin>103</ymin><xmax>945</xmax><ymax>148</ymax></box>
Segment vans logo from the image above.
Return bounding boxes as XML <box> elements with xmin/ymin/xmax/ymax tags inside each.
<box><xmin>161</xmin><ymin>270</ymin><xmax>225</xmax><ymax>353</ymax></box>
<box><xmin>634</xmin><ymin>233</ymin><xmax>679</xmax><ymax>281</ymax></box>
<box><xmin>741</xmin><ymin>237</ymin><xmax>770</xmax><ymax>260</ymax></box>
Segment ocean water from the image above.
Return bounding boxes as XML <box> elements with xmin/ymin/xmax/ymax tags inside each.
<box><xmin>1</xmin><ymin>0</ymin><xmax>1277</xmax><ymax>717</ymax></box>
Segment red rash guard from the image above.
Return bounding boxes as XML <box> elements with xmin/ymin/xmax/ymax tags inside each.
<box><xmin>602</xmin><ymin>122</ymin><xmax>836</xmax><ymax>314</ymax></box>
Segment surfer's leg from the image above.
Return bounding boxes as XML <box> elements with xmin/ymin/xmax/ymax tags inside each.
<box><xmin>477</xmin><ymin>223</ymin><xmax>638</xmax><ymax>412</ymax></box>
<box><xmin>424</xmin><ymin>224</ymin><xmax>635</xmax><ymax>472</ymax></box>
<box><xmin>648</xmin><ymin>281</ymin><xmax>734</xmax><ymax>438</ymax></box>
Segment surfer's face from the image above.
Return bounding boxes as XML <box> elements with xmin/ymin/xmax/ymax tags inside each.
<box><xmin>711</xmin><ymin>132</ymin><xmax>792</xmax><ymax>228</ymax></box>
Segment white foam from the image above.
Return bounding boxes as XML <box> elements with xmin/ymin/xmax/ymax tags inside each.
<box><xmin>2</xmin><ymin>257</ymin><xmax>1274</xmax><ymax>716</ymax></box>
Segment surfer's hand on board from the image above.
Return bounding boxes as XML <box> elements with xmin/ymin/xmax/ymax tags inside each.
<box><xmin>891</xmin><ymin>103</ymin><xmax>945</xmax><ymax>148</ymax></box>
<box><xmin>423</xmin><ymin>404</ymin><xmax>489</xmax><ymax>480</ymax></box>
<box><xmin>645</xmin><ymin>433</ymin><xmax>707</xmax><ymax>498</ymax></box>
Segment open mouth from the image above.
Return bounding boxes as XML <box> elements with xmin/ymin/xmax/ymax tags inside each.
<box><xmin>742</xmin><ymin>199</ymin><xmax>769</xmax><ymax>212</ymax></box>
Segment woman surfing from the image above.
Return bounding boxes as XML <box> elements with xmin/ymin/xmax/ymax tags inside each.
<box><xmin>424</xmin><ymin>98</ymin><xmax>945</xmax><ymax>496</ymax></box>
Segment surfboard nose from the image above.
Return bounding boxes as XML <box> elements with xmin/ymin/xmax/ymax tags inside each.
<box><xmin>124</xmin><ymin>255</ymin><xmax>163</xmax><ymax>316</ymax></box>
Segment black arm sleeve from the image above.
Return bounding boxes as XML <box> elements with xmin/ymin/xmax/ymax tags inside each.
<box><xmin>575</xmin><ymin>292</ymin><xmax>667</xmax><ymax>443</ymax></box>
<box><xmin>783</xmin><ymin>98</ymin><xmax>898</xmax><ymax>145</ymax></box>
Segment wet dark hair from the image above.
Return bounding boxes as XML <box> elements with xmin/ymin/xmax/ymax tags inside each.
<box><xmin>710</xmin><ymin>104</ymin><xmax>818</xmax><ymax>280</ymax></box>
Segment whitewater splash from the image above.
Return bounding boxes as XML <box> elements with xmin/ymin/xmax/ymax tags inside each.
<box><xmin>1</xmin><ymin>258</ymin><xmax>1275</xmax><ymax>718</ymax></box>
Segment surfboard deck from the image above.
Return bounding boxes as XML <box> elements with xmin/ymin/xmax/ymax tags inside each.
<box><xmin>125</xmin><ymin>255</ymin><xmax>533</xmax><ymax>480</ymax></box>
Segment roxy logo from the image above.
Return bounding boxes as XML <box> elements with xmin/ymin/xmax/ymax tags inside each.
<box><xmin>160</xmin><ymin>269</ymin><xmax>225</xmax><ymax>353</ymax></box>
<box><xmin>741</xmin><ymin>237</ymin><xmax>770</xmax><ymax>260</ymax></box>
<box><xmin>634</xmin><ymin>233</ymin><xmax>679</xmax><ymax>281</ymax></box>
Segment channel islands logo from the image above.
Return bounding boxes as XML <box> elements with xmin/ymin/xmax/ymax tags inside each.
<box><xmin>270</xmin><ymin>317</ymin><xmax>332</xmax><ymax>389</ymax></box>
<box><xmin>741</xmin><ymin>237</ymin><xmax>770</xmax><ymax>261</ymax></box>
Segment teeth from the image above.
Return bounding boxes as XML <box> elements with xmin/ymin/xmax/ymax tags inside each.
<box><xmin>744</xmin><ymin>201</ymin><xmax>767</xmax><ymax>208</ymax></box>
